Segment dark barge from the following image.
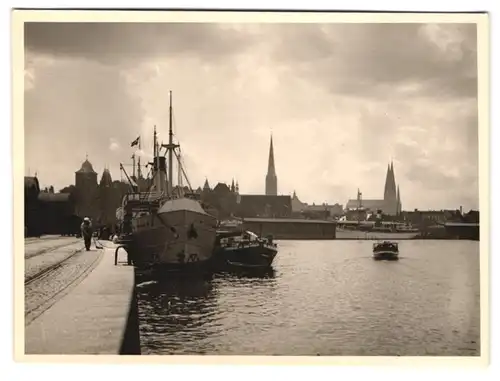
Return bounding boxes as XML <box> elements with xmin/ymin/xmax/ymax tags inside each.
<box><xmin>213</xmin><ymin>229</ymin><xmax>278</xmax><ymax>269</ymax></box>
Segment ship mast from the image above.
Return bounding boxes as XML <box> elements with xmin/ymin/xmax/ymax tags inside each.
<box><xmin>168</xmin><ymin>91</ymin><xmax>174</xmax><ymax>196</ymax></box>
<box><xmin>153</xmin><ymin>125</ymin><xmax>157</xmax><ymax>157</ymax></box>
<box><xmin>160</xmin><ymin>90</ymin><xmax>179</xmax><ymax>197</ymax></box>
<box><xmin>137</xmin><ymin>156</ymin><xmax>142</xmax><ymax>179</ymax></box>
<box><xmin>131</xmin><ymin>154</ymin><xmax>136</xmax><ymax>179</ymax></box>
<box><xmin>153</xmin><ymin>125</ymin><xmax>159</xmax><ymax>192</ymax></box>
<box><xmin>177</xmin><ymin>147</ymin><xmax>184</xmax><ymax>197</ymax></box>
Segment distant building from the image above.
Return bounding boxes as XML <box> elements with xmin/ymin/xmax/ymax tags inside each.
<box><xmin>345</xmin><ymin>161</ymin><xmax>402</xmax><ymax>216</ymax></box>
<box><xmin>63</xmin><ymin>157</ymin><xmax>132</xmax><ymax>230</ymax></box>
<box><xmin>199</xmin><ymin>178</ymin><xmax>240</xmax><ymax>219</ymax></box>
<box><xmin>37</xmin><ymin>191</ymin><xmax>78</xmax><ymax>235</ymax></box>
<box><xmin>463</xmin><ymin>210</ymin><xmax>479</xmax><ymax>223</ymax></box>
<box><xmin>25</xmin><ymin>176</ymin><xmax>42</xmax><ymax>236</ymax></box>
<box><xmin>400</xmin><ymin>209</ymin><xmax>479</xmax><ymax>226</ymax></box>
<box><xmin>25</xmin><ymin>156</ymin><xmax>148</xmax><ymax>236</ymax></box>
<box><xmin>24</xmin><ymin>175</ymin><xmax>80</xmax><ymax>236</ymax></box>
<box><xmin>228</xmin><ymin>134</ymin><xmax>291</xmax><ymax>218</ymax></box>
<box><xmin>195</xmin><ymin>134</ymin><xmax>291</xmax><ymax>219</ymax></box>
<box><xmin>97</xmin><ymin>168</ymin><xmax>120</xmax><ymax>228</ymax></box>
<box><xmin>291</xmin><ymin>191</ymin><xmax>343</xmax><ymax>219</ymax></box>
<box><xmin>237</xmin><ymin>195</ymin><xmax>292</xmax><ymax>218</ymax></box>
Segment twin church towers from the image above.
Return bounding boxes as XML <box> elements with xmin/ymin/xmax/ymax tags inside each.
<box><xmin>264</xmin><ymin>134</ymin><xmax>402</xmax><ymax>216</ymax></box>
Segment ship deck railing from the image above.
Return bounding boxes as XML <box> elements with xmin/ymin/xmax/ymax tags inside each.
<box><xmin>373</xmin><ymin>241</ymin><xmax>399</xmax><ymax>250</ymax></box>
<box><xmin>122</xmin><ymin>191</ymin><xmax>169</xmax><ymax>211</ymax></box>
<box><xmin>223</xmin><ymin>239</ymin><xmax>277</xmax><ymax>250</ymax></box>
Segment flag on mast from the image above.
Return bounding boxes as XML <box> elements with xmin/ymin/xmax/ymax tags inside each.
<box><xmin>131</xmin><ymin>136</ymin><xmax>140</xmax><ymax>147</ymax></box>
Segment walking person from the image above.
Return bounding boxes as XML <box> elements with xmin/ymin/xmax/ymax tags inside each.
<box><xmin>81</xmin><ymin>217</ymin><xmax>93</xmax><ymax>251</ymax></box>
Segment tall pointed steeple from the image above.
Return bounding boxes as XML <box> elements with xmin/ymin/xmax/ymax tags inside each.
<box><xmin>383</xmin><ymin>160</ymin><xmax>398</xmax><ymax>215</ymax></box>
<box><xmin>265</xmin><ymin>134</ymin><xmax>278</xmax><ymax>196</ymax></box>
<box><xmin>390</xmin><ymin>160</ymin><xmax>396</xmax><ymax>194</ymax></box>
<box><xmin>383</xmin><ymin>163</ymin><xmax>391</xmax><ymax>201</ymax></box>
<box><xmin>203</xmin><ymin>178</ymin><xmax>210</xmax><ymax>191</ymax></box>
<box><xmin>268</xmin><ymin>135</ymin><xmax>276</xmax><ymax>175</ymax></box>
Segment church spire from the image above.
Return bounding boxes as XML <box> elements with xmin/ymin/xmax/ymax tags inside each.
<box><xmin>265</xmin><ymin>134</ymin><xmax>278</xmax><ymax>196</ymax></box>
<box><xmin>267</xmin><ymin>134</ymin><xmax>276</xmax><ymax>176</ymax></box>
<box><xmin>383</xmin><ymin>163</ymin><xmax>391</xmax><ymax>201</ymax></box>
<box><xmin>203</xmin><ymin>177</ymin><xmax>210</xmax><ymax>191</ymax></box>
<box><xmin>390</xmin><ymin>160</ymin><xmax>396</xmax><ymax>194</ymax></box>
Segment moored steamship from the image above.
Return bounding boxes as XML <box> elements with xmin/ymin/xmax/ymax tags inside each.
<box><xmin>118</xmin><ymin>92</ymin><xmax>217</xmax><ymax>270</ymax></box>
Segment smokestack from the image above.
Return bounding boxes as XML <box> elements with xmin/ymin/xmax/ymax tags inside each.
<box><xmin>460</xmin><ymin>205</ymin><xmax>463</xmax><ymax>215</ymax></box>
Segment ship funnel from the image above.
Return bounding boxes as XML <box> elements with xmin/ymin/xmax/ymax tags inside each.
<box><xmin>153</xmin><ymin>156</ymin><xmax>167</xmax><ymax>193</ymax></box>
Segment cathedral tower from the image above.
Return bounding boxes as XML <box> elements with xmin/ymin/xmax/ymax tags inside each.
<box><xmin>98</xmin><ymin>168</ymin><xmax>115</xmax><ymax>226</ymax></box>
<box><xmin>383</xmin><ymin>160</ymin><xmax>398</xmax><ymax>215</ymax></box>
<box><xmin>265</xmin><ymin>134</ymin><xmax>278</xmax><ymax>196</ymax></box>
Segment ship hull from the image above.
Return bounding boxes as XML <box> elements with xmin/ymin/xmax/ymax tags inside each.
<box><xmin>214</xmin><ymin>243</ymin><xmax>278</xmax><ymax>269</ymax></box>
<box><xmin>131</xmin><ymin>207</ymin><xmax>217</xmax><ymax>270</ymax></box>
<box><xmin>372</xmin><ymin>251</ymin><xmax>399</xmax><ymax>260</ymax></box>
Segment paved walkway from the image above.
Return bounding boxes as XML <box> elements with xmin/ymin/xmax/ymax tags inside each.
<box><xmin>25</xmin><ymin>236</ymin><xmax>81</xmax><ymax>258</ymax></box>
<box><xmin>25</xmin><ymin>241</ymin><xmax>85</xmax><ymax>282</ymax></box>
<box><xmin>24</xmin><ymin>244</ymin><xmax>140</xmax><ymax>355</ymax></box>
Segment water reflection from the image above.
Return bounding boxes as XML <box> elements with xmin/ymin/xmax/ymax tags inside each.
<box><xmin>214</xmin><ymin>266</ymin><xmax>277</xmax><ymax>280</ymax></box>
<box><xmin>136</xmin><ymin>240</ymin><xmax>480</xmax><ymax>355</ymax></box>
<box><xmin>136</xmin><ymin>272</ymin><xmax>218</xmax><ymax>354</ymax></box>
<box><xmin>136</xmin><ymin>266</ymin><xmax>279</xmax><ymax>354</ymax></box>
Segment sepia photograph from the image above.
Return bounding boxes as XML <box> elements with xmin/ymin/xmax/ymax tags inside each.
<box><xmin>13</xmin><ymin>9</ymin><xmax>489</xmax><ymax>363</ymax></box>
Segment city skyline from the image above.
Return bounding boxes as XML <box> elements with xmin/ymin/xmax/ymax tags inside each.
<box><xmin>25</xmin><ymin>22</ymin><xmax>479</xmax><ymax>211</ymax></box>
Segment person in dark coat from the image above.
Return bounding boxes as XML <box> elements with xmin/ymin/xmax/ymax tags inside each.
<box><xmin>80</xmin><ymin>217</ymin><xmax>93</xmax><ymax>251</ymax></box>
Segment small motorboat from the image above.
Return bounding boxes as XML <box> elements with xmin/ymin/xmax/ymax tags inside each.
<box><xmin>372</xmin><ymin>241</ymin><xmax>399</xmax><ymax>260</ymax></box>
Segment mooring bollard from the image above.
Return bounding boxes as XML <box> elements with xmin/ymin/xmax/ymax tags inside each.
<box><xmin>114</xmin><ymin>246</ymin><xmax>120</xmax><ymax>265</ymax></box>
<box><xmin>114</xmin><ymin>245</ymin><xmax>132</xmax><ymax>266</ymax></box>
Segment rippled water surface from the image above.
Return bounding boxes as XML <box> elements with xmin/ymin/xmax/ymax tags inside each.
<box><xmin>136</xmin><ymin>240</ymin><xmax>480</xmax><ymax>356</ymax></box>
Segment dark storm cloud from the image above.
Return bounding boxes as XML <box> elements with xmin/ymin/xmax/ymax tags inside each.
<box><xmin>24</xmin><ymin>22</ymin><xmax>254</xmax><ymax>65</ymax></box>
<box><xmin>269</xmin><ymin>23</ymin><xmax>477</xmax><ymax>99</ymax></box>
<box><xmin>24</xmin><ymin>22</ymin><xmax>477</xmax><ymax>99</ymax></box>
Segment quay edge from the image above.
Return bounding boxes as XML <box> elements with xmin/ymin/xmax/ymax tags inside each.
<box><xmin>24</xmin><ymin>245</ymin><xmax>141</xmax><ymax>355</ymax></box>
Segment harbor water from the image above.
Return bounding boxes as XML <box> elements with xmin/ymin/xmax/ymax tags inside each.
<box><xmin>136</xmin><ymin>240</ymin><xmax>480</xmax><ymax>356</ymax></box>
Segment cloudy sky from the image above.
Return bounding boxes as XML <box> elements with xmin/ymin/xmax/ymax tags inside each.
<box><xmin>24</xmin><ymin>21</ymin><xmax>479</xmax><ymax>210</ymax></box>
